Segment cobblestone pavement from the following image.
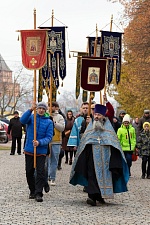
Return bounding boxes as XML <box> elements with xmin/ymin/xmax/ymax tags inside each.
<box><xmin>0</xmin><ymin>143</ymin><xmax>150</xmax><ymax>225</ymax></box>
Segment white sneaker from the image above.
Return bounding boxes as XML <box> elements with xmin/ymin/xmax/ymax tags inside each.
<box><xmin>50</xmin><ymin>180</ymin><xmax>56</xmax><ymax>186</ymax></box>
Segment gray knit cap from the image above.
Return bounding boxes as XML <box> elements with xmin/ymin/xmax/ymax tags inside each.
<box><xmin>37</xmin><ymin>101</ymin><xmax>47</xmax><ymax>110</ymax></box>
<box><xmin>144</xmin><ymin>109</ymin><xmax>150</xmax><ymax>114</ymax></box>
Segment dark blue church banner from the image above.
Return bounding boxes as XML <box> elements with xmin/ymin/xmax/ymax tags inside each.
<box><xmin>87</xmin><ymin>37</ymin><xmax>101</xmax><ymax>57</ymax></box>
<box><xmin>101</xmin><ymin>31</ymin><xmax>122</xmax><ymax>84</ymax></box>
<box><xmin>40</xmin><ymin>26</ymin><xmax>66</xmax><ymax>88</ymax></box>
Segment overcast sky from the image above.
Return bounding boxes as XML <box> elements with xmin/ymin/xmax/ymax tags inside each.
<box><xmin>0</xmin><ymin>0</ymin><xmax>123</xmax><ymax>102</ymax></box>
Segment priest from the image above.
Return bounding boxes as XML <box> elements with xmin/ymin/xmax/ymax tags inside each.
<box><xmin>69</xmin><ymin>104</ymin><xmax>129</xmax><ymax>206</ymax></box>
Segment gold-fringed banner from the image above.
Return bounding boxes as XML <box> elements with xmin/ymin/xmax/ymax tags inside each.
<box><xmin>38</xmin><ymin>69</ymin><xmax>43</xmax><ymax>102</ymax></box>
<box><xmin>82</xmin><ymin>90</ymin><xmax>88</xmax><ymax>102</ymax></box>
<box><xmin>81</xmin><ymin>56</ymin><xmax>107</xmax><ymax>92</ymax></box>
<box><xmin>90</xmin><ymin>92</ymin><xmax>95</xmax><ymax>100</ymax></box>
<box><xmin>20</xmin><ymin>30</ymin><xmax>47</xmax><ymax>70</ymax></box>
<box><xmin>52</xmin><ymin>79</ymin><xmax>57</xmax><ymax>102</ymax></box>
<box><xmin>76</xmin><ymin>52</ymin><xmax>88</xmax><ymax>99</ymax></box>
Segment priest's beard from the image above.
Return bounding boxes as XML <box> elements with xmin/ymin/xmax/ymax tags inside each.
<box><xmin>93</xmin><ymin>118</ymin><xmax>105</xmax><ymax>131</ymax></box>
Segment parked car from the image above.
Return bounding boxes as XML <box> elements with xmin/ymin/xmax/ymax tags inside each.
<box><xmin>0</xmin><ymin>121</ymin><xmax>8</xmax><ymax>143</ymax></box>
<box><xmin>0</xmin><ymin>118</ymin><xmax>10</xmax><ymax>124</ymax></box>
<box><xmin>0</xmin><ymin>120</ymin><xmax>12</xmax><ymax>141</ymax></box>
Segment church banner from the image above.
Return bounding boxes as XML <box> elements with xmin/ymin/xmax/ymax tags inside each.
<box><xmin>40</xmin><ymin>26</ymin><xmax>66</xmax><ymax>88</ymax></box>
<box><xmin>87</xmin><ymin>36</ymin><xmax>101</xmax><ymax>57</ymax></box>
<box><xmin>101</xmin><ymin>31</ymin><xmax>122</xmax><ymax>84</ymax></box>
<box><xmin>81</xmin><ymin>57</ymin><xmax>107</xmax><ymax>92</ymax></box>
<box><xmin>76</xmin><ymin>52</ymin><xmax>88</xmax><ymax>100</ymax></box>
<box><xmin>20</xmin><ymin>30</ymin><xmax>47</xmax><ymax>70</ymax></box>
<box><xmin>38</xmin><ymin>69</ymin><xmax>43</xmax><ymax>102</ymax></box>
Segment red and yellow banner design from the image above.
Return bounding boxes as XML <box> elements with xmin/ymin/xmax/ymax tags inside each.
<box><xmin>20</xmin><ymin>30</ymin><xmax>47</xmax><ymax>70</ymax></box>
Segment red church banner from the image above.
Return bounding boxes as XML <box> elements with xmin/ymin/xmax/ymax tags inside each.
<box><xmin>20</xmin><ymin>30</ymin><xmax>47</xmax><ymax>70</ymax></box>
<box><xmin>81</xmin><ymin>57</ymin><xmax>107</xmax><ymax>91</ymax></box>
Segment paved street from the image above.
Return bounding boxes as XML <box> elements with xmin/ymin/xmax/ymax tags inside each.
<box><xmin>0</xmin><ymin>142</ymin><xmax>150</xmax><ymax>225</ymax></box>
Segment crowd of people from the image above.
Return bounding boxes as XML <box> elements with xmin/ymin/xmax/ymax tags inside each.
<box><xmin>8</xmin><ymin>96</ymin><xmax>150</xmax><ymax>205</ymax></box>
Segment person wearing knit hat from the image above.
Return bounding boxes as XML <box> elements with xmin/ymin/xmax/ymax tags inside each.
<box><xmin>20</xmin><ymin>102</ymin><xmax>54</xmax><ymax>202</ymax></box>
<box><xmin>143</xmin><ymin>122</ymin><xmax>150</xmax><ymax>129</ymax></box>
<box><xmin>137</xmin><ymin>109</ymin><xmax>150</xmax><ymax>138</ymax></box>
<box><xmin>37</xmin><ymin>101</ymin><xmax>48</xmax><ymax>111</ymax></box>
<box><xmin>122</xmin><ymin>114</ymin><xmax>131</xmax><ymax>123</ymax></box>
<box><xmin>137</xmin><ymin>121</ymin><xmax>150</xmax><ymax>179</ymax></box>
<box><xmin>117</xmin><ymin>114</ymin><xmax>136</xmax><ymax>176</ymax></box>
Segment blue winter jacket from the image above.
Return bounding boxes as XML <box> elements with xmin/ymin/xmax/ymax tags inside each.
<box><xmin>20</xmin><ymin>109</ymin><xmax>53</xmax><ymax>155</ymax></box>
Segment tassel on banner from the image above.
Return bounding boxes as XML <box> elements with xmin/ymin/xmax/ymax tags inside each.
<box><xmin>17</xmin><ymin>35</ymin><xmax>19</xmax><ymax>41</ymax></box>
<box><xmin>61</xmin><ymin>82</ymin><xmax>63</xmax><ymax>87</ymax></box>
<box><xmin>69</xmin><ymin>52</ymin><xmax>71</xmax><ymax>58</ymax></box>
<box><xmin>58</xmin><ymin>91</ymin><xmax>60</xmax><ymax>95</ymax></box>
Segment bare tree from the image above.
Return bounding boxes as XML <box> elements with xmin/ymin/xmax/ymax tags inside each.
<box><xmin>57</xmin><ymin>90</ymin><xmax>83</xmax><ymax>115</ymax></box>
<box><xmin>0</xmin><ymin>66</ymin><xmax>33</xmax><ymax>118</ymax></box>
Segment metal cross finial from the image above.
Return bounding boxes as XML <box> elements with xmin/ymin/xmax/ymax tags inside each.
<box><xmin>97</xmin><ymin>136</ymin><xmax>101</xmax><ymax>144</ymax></box>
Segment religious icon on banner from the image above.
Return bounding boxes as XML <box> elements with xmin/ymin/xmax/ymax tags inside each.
<box><xmin>88</xmin><ymin>67</ymin><xmax>99</xmax><ymax>85</ymax></box>
<box><xmin>30</xmin><ymin>40</ymin><xmax>37</xmax><ymax>52</ymax></box>
<box><xmin>50</xmin><ymin>36</ymin><xmax>57</xmax><ymax>50</ymax></box>
<box><xmin>81</xmin><ymin>57</ymin><xmax>107</xmax><ymax>92</ymax></box>
<box><xmin>109</xmin><ymin>41</ymin><xmax>114</xmax><ymax>51</ymax></box>
<box><xmin>20</xmin><ymin>30</ymin><xmax>47</xmax><ymax>70</ymax></box>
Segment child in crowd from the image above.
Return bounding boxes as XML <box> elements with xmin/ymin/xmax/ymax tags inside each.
<box><xmin>117</xmin><ymin>114</ymin><xmax>136</xmax><ymax>176</ymax></box>
<box><xmin>137</xmin><ymin>122</ymin><xmax>150</xmax><ymax>179</ymax></box>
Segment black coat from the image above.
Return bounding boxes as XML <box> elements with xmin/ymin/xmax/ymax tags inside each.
<box><xmin>8</xmin><ymin>117</ymin><xmax>25</xmax><ymax>138</ymax></box>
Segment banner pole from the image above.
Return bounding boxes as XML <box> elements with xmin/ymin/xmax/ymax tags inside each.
<box><xmin>48</xmin><ymin>9</ymin><xmax>54</xmax><ymax>115</ymax></box>
<box><xmin>92</xmin><ymin>24</ymin><xmax>102</xmax><ymax>104</ymax></box>
<box><xmin>33</xmin><ymin>8</ymin><xmax>37</xmax><ymax>168</ymax></box>
<box><xmin>103</xmin><ymin>15</ymin><xmax>113</xmax><ymax>98</ymax></box>
<box><xmin>110</xmin><ymin>14</ymin><xmax>113</xmax><ymax>32</ymax></box>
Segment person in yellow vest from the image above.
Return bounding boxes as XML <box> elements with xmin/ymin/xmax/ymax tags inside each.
<box><xmin>48</xmin><ymin>102</ymin><xmax>65</xmax><ymax>186</ymax></box>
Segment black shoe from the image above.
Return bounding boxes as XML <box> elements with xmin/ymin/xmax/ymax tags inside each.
<box><xmin>18</xmin><ymin>153</ymin><xmax>21</xmax><ymax>155</ymax></box>
<box><xmin>57</xmin><ymin>166</ymin><xmax>62</xmax><ymax>170</ymax></box>
<box><xmin>10</xmin><ymin>153</ymin><xmax>14</xmax><ymax>155</ymax></box>
<box><xmin>98</xmin><ymin>198</ymin><xmax>105</xmax><ymax>204</ymax></box>
<box><xmin>44</xmin><ymin>183</ymin><xmax>50</xmax><ymax>193</ymax></box>
<box><xmin>86</xmin><ymin>198</ymin><xmax>96</xmax><ymax>206</ymax></box>
<box><xmin>29</xmin><ymin>193</ymin><xmax>35</xmax><ymax>199</ymax></box>
<box><xmin>147</xmin><ymin>175</ymin><xmax>150</xmax><ymax>179</ymax></box>
<box><xmin>35</xmin><ymin>195</ymin><xmax>43</xmax><ymax>202</ymax></box>
<box><xmin>69</xmin><ymin>160</ymin><xmax>72</xmax><ymax>165</ymax></box>
<box><xmin>141</xmin><ymin>174</ymin><xmax>145</xmax><ymax>179</ymax></box>
<box><xmin>65</xmin><ymin>161</ymin><xmax>68</xmax><ymax>164</ymax></box>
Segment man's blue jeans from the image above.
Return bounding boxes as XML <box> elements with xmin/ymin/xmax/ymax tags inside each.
<box><xmin>48</xmin><ymin>144</ymin><xmax>61</xmax><ymax>181</ymax></box>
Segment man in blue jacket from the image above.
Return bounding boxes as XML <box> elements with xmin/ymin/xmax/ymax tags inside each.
<box><xmin>20</xmin><ymin>101</ymin><xmax>53</xmax><ymax>202</ymax></box>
